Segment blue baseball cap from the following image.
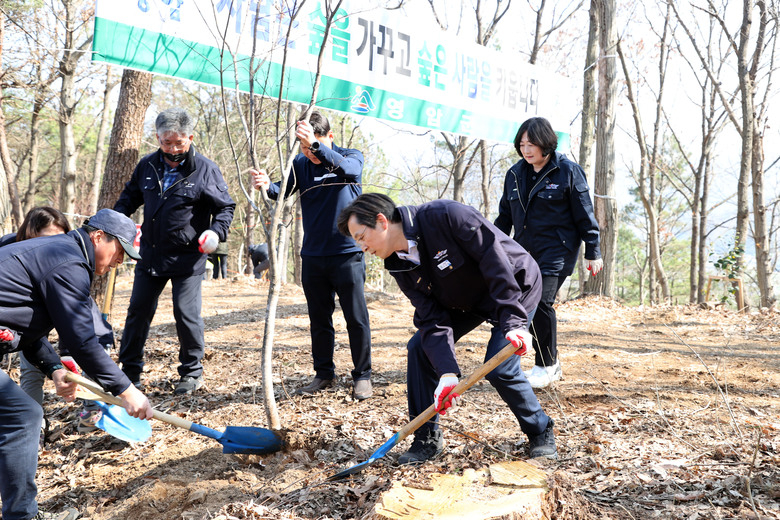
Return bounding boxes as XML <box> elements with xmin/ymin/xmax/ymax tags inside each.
<box><xmin>86</xmin><ymin>209</ymin><xmax>141</xmax><ymax>261</ymax></box>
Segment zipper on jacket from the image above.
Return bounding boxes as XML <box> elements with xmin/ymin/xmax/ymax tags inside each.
<box><xmin>151</xmin><ymin>161</ymin><xmax>189</xmax><ymax>197</ymax></box>
<box><xmin>518</xmin><ymin>163</ymin><xmax>559</xmax><ymax>214</ymax></box>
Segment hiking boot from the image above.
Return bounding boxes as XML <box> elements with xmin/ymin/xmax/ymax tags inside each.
<box><xmin>353</xmin><ymin>379</ymin><xmax>372</xmax><ymax>400</ymax></box>
<box><xmin>525</xmin><ymin>361</ymin><xmax>562</xmax><ymax>389</ymax></box>
<box><xmin>398</xmin><ymin>429</ymin><xmax>444</xmax><ymax>465</ymax></box>
<box><xmin>174</xmin><ymin>375</ymin><xmax>203</xmax><ymax>395</ymax></box>
<box><xmin>77</xmin><ymin>409</ymin><xmax>102</xmax><ymax>433</ymax></box>
<box><xmin>528</xmin><ymin>418</ymin><xmax>557</xmax><ymax>459</ymax></box>
<box><xmin>32</xmin><ymin>507</ymin><xmax>79</xmax><ymax>520</ymax></box>
<box><xmin>294</xmin><ymin>377</ymin><xmax>333</xmax><ymax>395</ymax></box>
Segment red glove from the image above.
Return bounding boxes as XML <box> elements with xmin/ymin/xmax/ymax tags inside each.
<box><xmin>0</xmin><ymin>329</ymin><xmax>13</xmax><ymax>342</ymax></box>
<box><xmin>586</xmin><ymin>258</ymin><xmax>604</xmax><ymax>276</ymax></box>
<box><xmin>60</xmin><ymin>356</ymin><xmax>81</xmax><ymax>374</ymax></box>
<box><xmin>434</xmin><ymin>374</ymin><xmax>460</xmax><ymax>415</ymax></box>
<box><xmin>506</xmin><ymin>329</ymin><xmax>532</xmax><ymax>356</ymax></box>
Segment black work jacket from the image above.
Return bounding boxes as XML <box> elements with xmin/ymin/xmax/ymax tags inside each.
<box><xmin>0</xmin><ymin>230</ymin><xmax>132</xmax><ymax>395</ymax></box>
<box><xmin>495</xmin><ymin>152</ymin><xmax>600</xmax><ymax>277</ymax></box>
<box><xmin>114</xmin><ymin>145</ymin><xmax>235</xmax><ymax>277</ymax></box>
<box><xmin>385</xmin><ymin>200</ymin><xmax>542</xmax><ymax>377</ymax></box>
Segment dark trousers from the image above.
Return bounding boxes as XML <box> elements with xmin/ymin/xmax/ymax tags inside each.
<box><xmin>529</xmin><ymin>276</ymin><xmax>566</xmax><ymax>367</ymax></box>
<box><xmin>211</xmin><ymin>254</ymin><xmax>228</xmax><ymax>279</ymax></box>
<box><xmin>119</xmin><ymin>268</ymin><xmax>205</xmax><ymax>381</ymax></box>
<box><xmin>406</xmin><ymin>308</ymin><xmax>549</xmax><ymax>439</ymax></box>
<box><xmin>0</xmin><ymin>367</ymin><xmax>43</xmax><ymax>520</ymax></box>
<box><xmin>301</xmin><ymin>252</ymin><xmax>371</xmax><ymax>381</ymax></box>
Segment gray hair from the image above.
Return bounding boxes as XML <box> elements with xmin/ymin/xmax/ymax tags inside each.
<box><xmin>155</xmin><ymin>108</ymin><xmax>194</xmax><ymax>136</ymax></box>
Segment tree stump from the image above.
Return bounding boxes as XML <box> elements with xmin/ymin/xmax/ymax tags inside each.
<box><xmin>370</xmin><ymin>460</ymin><xmax>548</xmax><ymax>520</ymax></box>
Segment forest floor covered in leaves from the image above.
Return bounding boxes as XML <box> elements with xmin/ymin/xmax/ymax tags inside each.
<box><xmin>17</xmin><ymin>274</ymin><xmax>780</xmax><ymax>519</ymax></box>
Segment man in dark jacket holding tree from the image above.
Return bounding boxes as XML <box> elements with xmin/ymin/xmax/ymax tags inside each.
<box><xmin>114</xmin><ymin>107</ymin><xmax>235</xmax><ymax>395</ymax></box>
<box><xmin>250</xmin><ymin>110</ymin><xmax>372</xmax><ymax>400</ymax></box>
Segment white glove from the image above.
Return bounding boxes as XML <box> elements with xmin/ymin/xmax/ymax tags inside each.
<box><xmin>433</xmin><ymin>374</ymin><xmax>460</xmax><ymax>415</ymax></box>
<box><xmin>198</xmin><ymin>230</ymin><xmax>219</xmax><ymax>254</ymax></box>
<box><xmin>506</xmin><ymin>328</ymin><xmax>533</xmax><ymax>356</ymax></box>
<box><xmin>586</xmin><ymin>258</ymin><xmax>603</xmax><ymax>276</ymax></box>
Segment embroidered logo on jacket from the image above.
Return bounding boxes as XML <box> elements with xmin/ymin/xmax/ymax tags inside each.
<box><xmin>433</xmin><ymin>249</ymin><xmax>448</xmax><ymax>260</ymax></box>
<box><xmin>546</xmin><ymin>184</ymin><xmax>559</xmax><ymax>190</ymax></box>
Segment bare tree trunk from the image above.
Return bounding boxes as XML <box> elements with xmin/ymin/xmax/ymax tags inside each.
<box><xmin>585</xmin><ymin>0</ymin><xmax>617</xmax><ymax>297</ymax></box>
<box><xmin>91</xmin><ymin>69</ymin><xmax>153</xmax><ymax>310</ymax></box>
<box><xmin>479</xmin><ymin>141</ymin><xmax>490</xmax><ymax>216</ymax></box>
<box><xmin>734</xmin><ymin>0</ymin><xmax>755</xmax><ymax>282</ymax></box>
<box><xmin>57</xmin><ymin>0</ymin><xmax>92</xmax><ymax>216</ymax></box>
<box><xmin>0</xmin><ymin>11</ymin><xmax>22</xmax><ymax>230</ymax></box>
<box><xmin>0</xmin><ymin>90</ymin><xmax>21</xmax><ymax>230</ymax></box>
<box><xmin>751</xmin><ymin>122</ymin><xmax>776</xmax><ymax>308</ymax></box>
<box><xmin>90</xmin><ymin>66</ymin><xmax>118</xmax><ymax>214</ymax></box>
<box><xmin>697</xmin><ymin>159</ymin><xmax>711</xmax><ymax>303</ymax></box>
<box><xmin>443</xmin><ymin>134</ymin><xmax>476</xmax><ymax>203</ymax></box>
<box><xmin>578</xmin><ymin>0</ymin><xmax>599</xmax><ymax>295</ymax></box>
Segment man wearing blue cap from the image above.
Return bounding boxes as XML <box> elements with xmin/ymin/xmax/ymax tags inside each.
<box><xmin>0</xmin><ymin>208</ymin><xmax>154</xmax><ymax>520</ymax></box>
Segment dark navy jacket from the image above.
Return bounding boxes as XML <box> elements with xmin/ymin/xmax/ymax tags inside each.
<box><xmin>0</xmin><ymin>232</ymin><xmax>16</xmax><ymax>247</ymax></box>
<box><xmin>0</xmin><ymin>229</ymin><xmax>132</xmax><ymax>395</ymax></box>
<box><xmin>114</xmin><ymin>145</ymin><xmax>236</xmax><ymax>277</ymax></box>
<box><xmin>267</xmin><ymin>144</ymin><xmax>362</xmax><ymax>256</ymax></box>
<box><xmin>385</xmin><ymin>200</ymin><xmax>542</xmax><ymax>377</ymax></box>
<box><xmin>495</xmin><ymin>152</ymin><xmax>600</xmax><ymax>277</ymax></box>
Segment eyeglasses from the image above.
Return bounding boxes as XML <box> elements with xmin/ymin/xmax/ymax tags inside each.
<box><xmin>353</xmin><ymin>225</ymin><xmax>369</xmax><ymax>245</ymax></box>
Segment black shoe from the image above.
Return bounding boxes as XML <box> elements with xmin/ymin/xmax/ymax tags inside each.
<box><xmin>32</xmin><ymin>508</ymin><xmax>79</xmax><ymax>520</ymax></box>
<box><xmin>528</xmin><ymin>418</ymin><xmax>557</xmax><ymax>459</ymax></box>
<box><xmin>353</xmin><ymin>379</ymin><xmax>372</xmax><ymax>400</ymax></box>
<box><xmin>398</xmin><ymin>429</ymin><xmax>444</xmax><ymax>465</ymax></box>
<box><xmin>174</xmin><ymin>375</ymin><xmax>203</xmax><ymax>395</ymax></box>
<box><xmin>294</xmin><ymin>377</ymin><xmax>333</xmax><ymax>395</ymax></box>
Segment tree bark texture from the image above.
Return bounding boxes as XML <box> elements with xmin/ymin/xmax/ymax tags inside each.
<box><xmin>584</xmin><ymin>0</ymin><xmax>618</xmax><ymax>297</ymax></box>
<box><xmin>578</xmin><ymin>0</ymin><xmax>599</xmax><ymax>294</ymax></box>
<box><xmin>91</xmin><ymin>69</ymin><xmax>153</xmax><ymax>313</ymax></box>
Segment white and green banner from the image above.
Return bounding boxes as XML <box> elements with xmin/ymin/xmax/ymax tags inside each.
<box><xmin>93</xmin><ymin>1</ymin><xmax>575</xmax><ymax>145</ymax></box>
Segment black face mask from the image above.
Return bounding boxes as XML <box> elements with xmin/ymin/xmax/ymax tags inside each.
<box><xmin>162</xmin><ymin>151</ymin><xmax>187</xmax><ymax>163</ymax></box>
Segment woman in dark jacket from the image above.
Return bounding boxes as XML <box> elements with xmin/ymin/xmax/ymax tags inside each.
<box><xmin>495</xmin><ymin>117</ymin><xmax>602</xmax><ymax>389</ymax></box>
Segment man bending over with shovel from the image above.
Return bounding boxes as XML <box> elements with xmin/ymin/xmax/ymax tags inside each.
<box><xmin>337</xmin><ymin>193</ymin><xmax>557</xmax><ymax>464</ymax></box>
<box><xmin>0</xmin><ymin>209</ymin><xmax>154</xmax><ymax>520</ymax></box>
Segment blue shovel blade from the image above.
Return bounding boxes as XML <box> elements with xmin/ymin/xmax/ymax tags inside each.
<box><xmin>325</xmin><ymin>433</ymin><xmax>400</xmax><ymax>481</ymax></box>
<box><xmin>94</xmin><ymin>402</ymin><xmax>152</xmax><ymax>443</ymax></box>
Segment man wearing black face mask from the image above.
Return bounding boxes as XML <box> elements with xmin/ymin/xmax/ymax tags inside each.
<box><xmin>114</xmin><ymin>107</ymin><xmax>235</xmax><ymax>395</ymax></box>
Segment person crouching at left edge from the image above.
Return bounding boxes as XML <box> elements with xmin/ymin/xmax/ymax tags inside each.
<box><xmin>0</xmin><ymin>208</ymin><xmax>154</xmax><ymax>520</ymax></box>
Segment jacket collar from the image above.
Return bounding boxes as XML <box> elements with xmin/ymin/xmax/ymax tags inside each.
<box><xmin>156</xmin><ymin>144</ymin><xmax>197</xmax><ymax>177</ymax></box>
<box><xmin>384</xmin><ymin>205</ymin><xmax>422</xmax><ymax>272</ymax></box>
<box><xmin>72</xmin><ymin>228</ymin><xmax>96</xmax><ymax>281</ymax></box>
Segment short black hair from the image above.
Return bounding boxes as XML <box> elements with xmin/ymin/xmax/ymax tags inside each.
<box><xmin>300</xmin><ymin>110</ymin><xmax>331</xmax><ymax>136</ymax></box>
<box><xmin>514</xmin><ymin>117</ymin><xmax>558</xmax><ymax>157</ymax></box>
<box><xmin>337</xmin><ymin>193</ymin><xmax>400</xmax><ymax>236</ymax></box>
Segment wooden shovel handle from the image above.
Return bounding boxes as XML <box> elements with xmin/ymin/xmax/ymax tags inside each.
<box><xmin>395</xmin><ymin>342</ymin><xmax>519</xmax><ymax>443</ymax></box>
<box><xmin>64</xmin><ymin>371</ymin><xmax>194</xmax><ymax>430</ymax></box>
